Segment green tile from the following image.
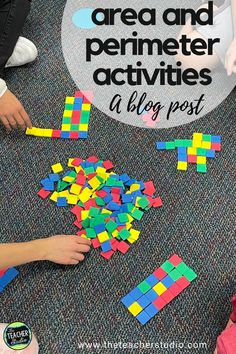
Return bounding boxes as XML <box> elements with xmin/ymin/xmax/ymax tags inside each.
<box><xmin>62</xmin><ymin>117</ymin><xmax>72</xmax><ymax>124</ymax></box>
<box><xmin>118</xmin><ymin>213</ymin><xmax>129</xmax><ymax>223</ymax></box>
<box><xmin>137</xmin><ymin>197</ymin><xmax>149</xmax><ymax>209</ymax></box>
<box><xmin>71</xmin><ymin>124</ymin><xmax>80</xmax><ymax>131</ymax></box>
<box><xmin>105</xmin><ymin>220</ymin><xmax>118</xmax><ymax>232</ymax></box>
<box><xmin>81</xmin><ymin>111</ymin><xmax>90</xmax><ymax>119</ymax></box>
<box><xmin>119</xmin><ymin>228</ymin><xmax>130</xmax><ymax>240</ymax></box>
<box><xmin>131</xmin><ymin>209</ymin><xmax>144</xmax><ymax>220</ymax></box>
<box><xmin>95</xmin><ymin>197</ymin><xmax>105</xmax><ymax>206</ymax></box>
<box><xmin>137</xmin><ymin>280</ymin><xmax>152</xmax><ymax>294</ymax></box>
<box><xmin>65</xmin><ymin>104</ymin><xmax>74</xmax><ymax>110</ymax></box>
<box><xmin>197</xmin><ymin>148</ymin><xmax>207</xmax><ymax>156</ymax></box>
<box><xmin>161</xmin><ymin>260</ymin><xmax>174</xmax><ymax>273</ymax></box>
<box><xmin>197</xmin><ymin>164</ymin><xmax>207</xmax><ymax>173</ymax></box>
<box><xmin>80</xmin><ymin>116</ymin><xmax>90</xmax><ymax>124</ymax></box>
<box><xmin>203</xmin><ymin>134</ymin><xmax>212</xmax><ymax>142</ymax></box>
<box><xmin>184</xmin><ymin>269</ymin><xmax>198</xmax><ymax>282</ymax></box>
<box><xmin>176</xmin><ymin>262</ymin><xmax>191</xmax><ymax>275</ymax></box>
<box><xmin>168</xmin><ymin>269</ymin><xmax>182</xmax><ymax>281</ymax></box>
<box><xmin>166</xmin><ymin>142</ymin><xmax>176</xmax><ymax>150</ymax></box>
<box><xmin>86</xmin><ymin>228</ymin><xmax>96</xmax><ymax>239</ymax></box>
<box><xmin>181</xmin><ymin>140</ymin><xmax>193</xmax><ymax>147</ymax></box>
<box><xmin>89</xmin><ymin>207</ymin><xmax>100</xmax><ymax>217</ymax></box>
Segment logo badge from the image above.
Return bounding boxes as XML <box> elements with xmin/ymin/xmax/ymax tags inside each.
<box><xmin>3</xmin><ymin>322</ymin><xmax>32</xmax><ymax>350</ymax></box>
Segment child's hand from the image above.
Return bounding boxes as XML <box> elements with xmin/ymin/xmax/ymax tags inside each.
<box><xmin>225</xmin><ymin>38</ymin><xmax>236</xmax><ymax>76</ymax></box>
<box><xmin>41</xmin><ymin>235</ymin><xmax>91</xmax><ymax>265</ymax></box>
<box><xmin>0</xmin><ymin>89</ymin><xmax>32</xmax><ymax>131</ymax></box>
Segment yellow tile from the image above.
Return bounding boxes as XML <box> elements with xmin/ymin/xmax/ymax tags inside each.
<box><xmin>101</xmin><ymin>208</ymin><xmax>112</xmax><ymax>215</ymax></box>
<box><xmin>61</xmin><ymin>124</ymin><xmax>71</xmax><ymax>131</ymax></box>
<box><xmin>65</xmin><ymin>97</ymin><xmax>75</xmax><ymax>104</ymax></box>
<box><xmin>128</xmin><ymin>302</ymin><xmax>142</xmax><ymax>317</ymax></box>
<box><xmin>79</xmin><ymin>187</ymin><xmax>92</xmax><ymax>203</ymax></box>
<box><xmin>63</xmin><ymin>110</ymin><xmax>73</xmax><ymax>118</ymax></box>
<box><xmin>193</xmin><ymin>133</ymin><xmax>203</xmax><ymax>141</ymax></box>
<box><xmin>96</xmin><ymin>167</ymin><xmax>106</xmax><ymax>175</ymax></box>
<box><xmin>177</xmin><ymin>161</ymin><xmax>187</xmax><ymax>171</ymax></box>
<box><xmin>34</xmin><ymin>128</ymin><xmax>45</xmax><ymax>137</ymax></box>
<box><xmin>43</xmin><ymin>129</ymin><xmax>53</xmax><ymax>137</ymax></box>
<box><xmin>197</xmin><ymin>156</ymin><xmax>206</xmax><ymax>164</ymax></box>
<box><xmin>202</xmin><ymin>141</ymin><xmax>211</xmax><ymax>149</ymax></box>
<box><xmin>79</xmin><ymin>124</ymin><xmax>88</xmax><ymax>131</ymax></box>
<box><xmin>81</xmin><ymin>210</ymin><xmax>89</xmax><ymax>220</ymax></box>
<box><xmin>70</xmin><ymin>184</ymin><xmax>82</xmax><ymax>195</ymax></box>
<box><xmin>51</xmin><ymin>163</ymin><xmax>63</xmax><ymax>173</ymax></box>
<box><xmin>127</xmin><ymin>237</ymin><xmax>137</xmax><ymax>244</ymax></box>
<box><xmin>68</xmin><ymin>158</ymin><xmax>75</xmax><ymax>167</ymax></box>
<box><xmin>187</xmin><ymin>147</ymin><xmax>197</xmax><ymax>155</ymax></box>
<box><xmin>67</xmin><ymin>195</ymin><xmax>78</xmax><ymax>205</ymax></box>
<box><xmin>127</xmin><ymin>215</ymin><xmax>134</xmax><ymax>223</ymax></box>
<box><xmin>192</xmin><ymin>140</ymin><xmax>202</xmax><ymax>148</ymax></box>
<box><xmin>88</xmin><ymin>177</ymin><xmax>101</xmax><ymax>190</ymax></box>
<box><xmin>63</xmin><ymin>176</ymin><xmax>75</xmax><ymax>183</ymax></box>
<box><xmin>112</xmin><ymin>230</ymin><xmax>119</xmax><ymax>238</ymax></box>
<box><xmin>97</xmin><ymin>231</ymin><xmax>110</xmax><ymax>243</ymax></box>
<box><xmin>129</xmin><ymin>229</ymin><xmax>140</xmax><ymax>241</ymax></box>
<box><xmin>82</xmin><ymin>103</ymin><xmax>91</xmax><ymax>111</ymax></box>
<box><xmin>153</xmin><ymin>282</ymin><xmax>167</xmax><ymax>295</ymax></box>
<box><xmin>58</xmin><ymin>191</ymin><xmax>69</xmax><ymax>198</ymax></box>
<box><xmin>130</xmin><ymin>184</ymin><xmax>140</xmax><ymax>192</ymax></box>
<box><xmin>25</xmin><ymin>127</ymin><xmax>36</xmax><ymax>135</ymax></box>
<box><xmin>50</xmin><ymin>191</ymin><xmax>59</xmax><ymax>202</ymax></box>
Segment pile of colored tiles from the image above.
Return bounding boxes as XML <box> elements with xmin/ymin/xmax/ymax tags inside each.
<box><xmin>156</xmin><ymin>133</ymin><xmax>222</xmax><ymax>173</ymax></box>
<box><xmin>37</xmin><ymin>156</ymin><xmax>163</xmax><ymax>260</ymax></box>
<box><xmin>26</xmin><ymin>90</ymin><xmax>93</xmax><ymax>139</ymax></box>
<box><xmin>0</xmin><ymin>268</ymin><xmax>19</xmax><ymax>293</ymax></box>
<box><xmin>121</xmin><ymin>254</ymin><xmax>197</xmax><ymax>325</ymax></box>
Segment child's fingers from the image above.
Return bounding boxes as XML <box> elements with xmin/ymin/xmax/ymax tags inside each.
<box><xmin>7</xmin><ymin>115</ymin><xmax>18</xmax><ymax>130</ymax></box>
<box><xmin>72</xmin><ymin>253</ymin><xmax>85</xmax><ymax>262</ymax></box>
<box><xmin>76</xmin><ymin>236</ymin><xmax>91</xmax><ymax>246</ymax></box>
<box><xmin>14</xmin><ymin>111</ymin><xmax>26</xmax><ymax>130</ymax></box>
<box><xmin>76</xmin><ymin>244</ymin><xmax>91</xmax><ymax>253</ymax></box>
<box><xmin>226</xmin><ymin>54</ymin><xmax>235</xmax><ymax>76</ymax></box>
<box><xmin>19</xmin><ymin>107</ymin><xmax>32</xmax><ymax>128</ymax></box>
<box><xmin>0</xmin><ymin>116</ymin><xmax>12</xmax><ymax>131</ymax></box>
<box><xmin>68</xmin><ymin>259</ymin><xmax>80</xmax><ymax>265</ymax></box>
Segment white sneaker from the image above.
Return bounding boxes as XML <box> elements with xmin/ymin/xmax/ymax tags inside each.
<box><xmin>5</xmin><ymin>36</ymin><xmax>38</xmax><ymax>68</ymax></box>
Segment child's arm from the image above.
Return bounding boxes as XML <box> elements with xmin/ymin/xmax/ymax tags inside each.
<box><xmin>225</xmin><ymin>0</ymin><xmax>236</xmax><ymax>75</ymax></box>
<box><xmin>0</xmin><ymin>235</ymin><xmax>91</xmax><ymax>269</ymax></box>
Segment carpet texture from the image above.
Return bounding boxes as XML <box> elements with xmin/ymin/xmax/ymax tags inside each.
<box><xmin>0</xmin><ymin>1</ymin><xmax>235</xmax><ymax>353</ymax></box>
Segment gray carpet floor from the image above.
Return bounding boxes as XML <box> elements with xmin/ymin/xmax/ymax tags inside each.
<box><xmin>0</xmin><ymin>1</ymin><xmax>235</xmax><ymax>353</ymax></box>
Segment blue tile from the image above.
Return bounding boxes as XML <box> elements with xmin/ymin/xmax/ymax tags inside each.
<box><xmin>156</xmin><ymin>142</ymin><xmax>166</xmax><ymax>150</ymax></box>
<box><xmin>145</xmin><ymin>289</ymin><xmax>159</xmax><ymax>302</ymax></box>
<box><xmin>145</xmin><ymin>304</ymin><xmax>159</xmax><ymax>318</ymax></box>
<box><xmin>129</xmin><ymin>287</ymin><xmax>143</xmax><ymax>301</ymax></box>
<box><xmin>0</xmin><ymin>268</ymin><xmax>19</xmax><ymax>292</ymax></box>
<box><xmin>101</xmin><ymin>241</ymin><xmax>112</xmax><ymax>252</ymax></box>
<box><xmin>206</xmin><ymin>149</ymin><xmax>216</xmax><ymax>158</ymax></box>
<box><xmin>61</xmin><ymin>131</ymin><xmax>70</xmax><ymax>139</ymax></box>
<box><xmin>161</xmin><ymin>275</ymin><xmax>174</xmax><ymax>289</ymax></box>
<box><xmin>94</xmin><ymin>224</ymin><xmax>106</xmax><ymax>234</ymax></box>
<box><xmin>137</xmin><ymin>295</ymin><xmax>151</xmax><ymax>309</ymax></box>
<box><xmin>57</xmin><ymin>197</ymin><xmax>68</xmax><ymax>207</ymax></box>
<box><xmin>49</xmin><ymin>173</ymin><xmax>60</xmax><ymax>182</ymax></box>
<box><xmin>136</xmin><ymin>311</ymin><xmax>151</xmax><ymax>325</ymax></box>
<box><xmin>211</xmin><ymin>136</ymin><xmax>221</xmax><ymax>143</ymax></box>
<box><xmin>79</xmin><ymin>132</ymin><xmax>88</xmax><ymax>139</ymax></box>
<box><xmin>145</xmin><ymin>274</ymin><xmax>159</xmax><ymax>287</ymax></box>
<box><xmin>121</xmin><ymin>294</ymin><xmax>134</xmax><ymax>308</ymax></box>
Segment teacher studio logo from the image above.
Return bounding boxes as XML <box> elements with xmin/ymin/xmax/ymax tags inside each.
<box><xmin>3</xmin><ymin>322</ymin><xmax>32</xmax><ymax>350</ymax></box>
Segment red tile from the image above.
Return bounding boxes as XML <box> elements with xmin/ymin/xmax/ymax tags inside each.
<box><xmin>52</xmin><ymin>130</ymin><xmax>61</xmax><ymax>138</ymax></box>
<box><xmin>188</xmin><ymin>155</ymin><xmax>197</xmax><ymax>163</ymax></box>
<box><xmin>87</xmin><ymin>156</ymin><xmax>99</xmax><ymax>163</ymax></box>
<box><xmin>161</xmin><ymin>289</ymin><xmax>175</xmax><ymax>303</ymax></box>
<box><xmin>168</xmin><ymin>254</ymin><xmax>183</xmax><ymax>267</ymax></box>
<box><xmin>176</xmin><ymin>276</ymin><xmax>190</xmax><ymax>290</ymax></box>
<box><xmin>37</xmin><ymin>188</ymin><xmax>51</xmax><ymax>199</ymax></box>
<box><xmin>153</xmin><ymin>267</ymin><xmax>167</xmax><ymax>280</ymax></box>
<box><xmin>0</xmin><ymin>269</ymin><xmax>8</xmax><ymax>277</ymax></box>
<box><xmin>72</xmin><ymin>111</ymin><xmax>81</xmax><ymax>119</ymax></box>
<box><xmin>91</xmin><ymin>238</ymin><xmax>100</xmax><ymax>249</ymax></box>
<box><xmin>101</xmin><ymin>250</ymin><xmax>114</xmax><ymax>260</ymax></box>
<box><xmin>211</xmin><ymin>143</ymin><xmax>221</xmax><ymax>151</ymax></box>
<box><xmin>72</xmin><ymin>158</ymin><xmax>83</xmax><ymax>167</ymax></box>
<box><xmin>153</xmin><ymin>296</ymin><xmax>167</xmax><ymax>310</ymax></box>
<box><xmin>103</xmin><ymin>160</ymin><xmax>114</xmax><ymax>170</ymax></box>
<box><xmin>117</xmin><ymin>241</ymin><xmax>130</xmax><ymax>254</ymax></box>
<box><xmin>70</xmin><ymin>132</ymin><xmax>79</xmax><ymax>139</ymax></box>
<box><xmin>168</xmin><ymin>283</ymin><xmax>182</xmax><ymax>297</ymax></box>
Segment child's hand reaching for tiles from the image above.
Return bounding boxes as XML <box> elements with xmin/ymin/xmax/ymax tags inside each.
<box><xmin>42</xmin><ymin>235</ymin><xmax>91</xmax><ymax>265</ymax></box>
<box><xmin>0</xmin><ymin>89</ymin><xmax>32</xmax><ymax>131</ymax></box>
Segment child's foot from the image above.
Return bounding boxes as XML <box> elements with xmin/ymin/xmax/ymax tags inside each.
<box><xmin>5</xmin><ymin>37</ymin><xmax>38</xmax><ymax>68</ymax></box>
